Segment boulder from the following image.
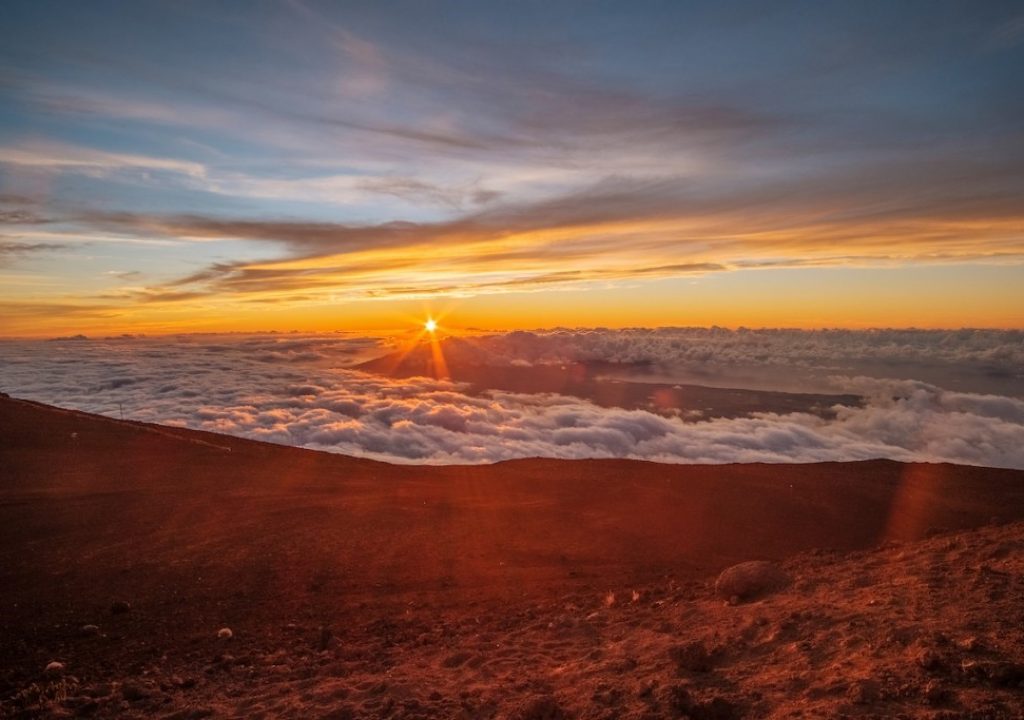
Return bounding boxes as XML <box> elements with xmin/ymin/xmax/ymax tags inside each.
<box><xmin>715</xmin><ymin>561</ymin><xmax>789</xmax><ymax>601</ymax></box>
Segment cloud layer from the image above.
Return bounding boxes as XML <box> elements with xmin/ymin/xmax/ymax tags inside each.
<box><xmin>443</xmin><ymin>327</ymin><xmax>1024</xmax><ymax>396</ymax></box>
<box><xmin>2</xmin><ymin>331</ymin><xmax>1023</xmax><ymax>469</ymax></box>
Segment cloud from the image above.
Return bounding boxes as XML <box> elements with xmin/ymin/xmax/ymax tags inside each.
<box><xmin>1</xmin><ymin>331</ymin><xmax>1022</xmax><ymax>469</ymax></box>
<box><xmin>0</xmin><ymin>141</ymin><xmax>206</xmax><ymax>179</ymax></box>
<box><xmin>432</xmin><ymin>327</ymin><xmax>1024</xmax><ymax>372</ymax></box>
<box><xmin>32</xmin><ymin>161</ymin><xmax>1015</xmax><ymax>308</ymax></box>
<box><xmin>0</xmin><ymin>239</ymin><xmax>66</xmax><ymax>264</ymax></box>
<box><xmin>429</xmin><ymin>328</ymin><xmax>1024</xmax><ymax>397</ymax></box>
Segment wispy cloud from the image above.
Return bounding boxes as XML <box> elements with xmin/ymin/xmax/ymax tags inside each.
<box><xmin>0</xmin><ymin>141</ymin><xmax>206</xmax><ymax>178</ymax></box>
<box><xmin>47</xmin><ymin>166</ymin><xmax>1022</xmax><ymax>305</ymax></box>
<box><xmin>0</xmin><ymin>239</ymin><xmax>66</xmax><ymax>264</ymax></box>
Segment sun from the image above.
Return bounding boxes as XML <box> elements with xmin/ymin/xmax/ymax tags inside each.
<box><xmin>424</xmin><ymin>318</ymin><xmax>438</xmax><ymax>333</ymax></box>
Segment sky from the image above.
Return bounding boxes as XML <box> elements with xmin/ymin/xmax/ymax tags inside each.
<box><xmin>1</xmin><ymin>0</ymin><xmax>1023</xmax><ymax>336</ymax></box>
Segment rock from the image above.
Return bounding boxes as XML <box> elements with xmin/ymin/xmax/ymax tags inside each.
<box><xmin>669</xmin><ymin>641</ymin><xmax>713</xmax><ymax>673</ymax></box>
<box><xmin>846</xmin><ymin>678</ymin><xmax>881</xmax><ymax>704</ymax></box>
<box><xmin>45</xmin><ymin>661</ymin><xmax>66</xmax><ymax>676</ymax></box>
<box><xmin>217</xmin><ymin>627</ymin><xmax>233</xmax><ymax>639</ymax></box>
<box><xmin>110</xmin><ymin>601</ymin><xmax>131</xmax><ymax>615</ymax></box>
<box><xmin>80</xmin><ymin>624</ymin><xmax>100</xmax><ymax>637</ymax></box>
<box><xmin>715</xmin><ymin>561</ymin><xmax>789</xmax><ymax>601</ymax></box>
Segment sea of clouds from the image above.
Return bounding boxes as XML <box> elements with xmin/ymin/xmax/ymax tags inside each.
<box><xmin>1</xmin><ymin>329</ymin><xmax>1022</xmax><ymax>468</ymax></box>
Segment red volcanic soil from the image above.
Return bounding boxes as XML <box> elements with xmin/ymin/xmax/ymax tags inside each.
<box><xmin>2</xmin><ymin>395</ymin><xmax>1024</xmax><ymax>718</ymax></box>
<box><xmin>355</xmin><ymin>344</ymin><xmax>861</xmax><ymax>419</ymax></box>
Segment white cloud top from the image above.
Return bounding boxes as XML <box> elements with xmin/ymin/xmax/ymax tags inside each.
<box><xmin>1</xmin><ymin>330</ymin><xmax>1022</xmax><ymax>468</ymax></box>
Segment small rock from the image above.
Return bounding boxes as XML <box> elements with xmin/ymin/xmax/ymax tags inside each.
<box><xmin>110</xmin><ymin>601</ymin><xmax>131</xmax><ymax>615</ymax></box>
<box><xmin>846</xmin><ymin>678</ymin><xmax>881</xmax><ymax>704</ymax></box>
<box><xmin>715</xmin><ymin>561</ymin><xmax>789</xmax><ymax>601</ymax></box>
<box><xmin>669</xmin><ymin>641</ymin><xmax>713</xmax><ymax>673</ymax></box>
<box><xmin>45</xmin><ymin>661</ymin><xmax>66</xmax><ymax>676</ymax></box>
<box><xmin>217</xmin><ymin>627</ymin><xmax>233</xmax><ymax>639</ymax></box>
<box><xmin>80</xmin><ymin>624</ymin><xmax>100</xmax><ymax>637</ymax></box>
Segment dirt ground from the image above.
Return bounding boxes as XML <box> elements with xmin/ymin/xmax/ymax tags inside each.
<box><xmin>2</xmin><ymin>396</ymin><xmax>1023</xmax><ymax>719</ymax></box>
